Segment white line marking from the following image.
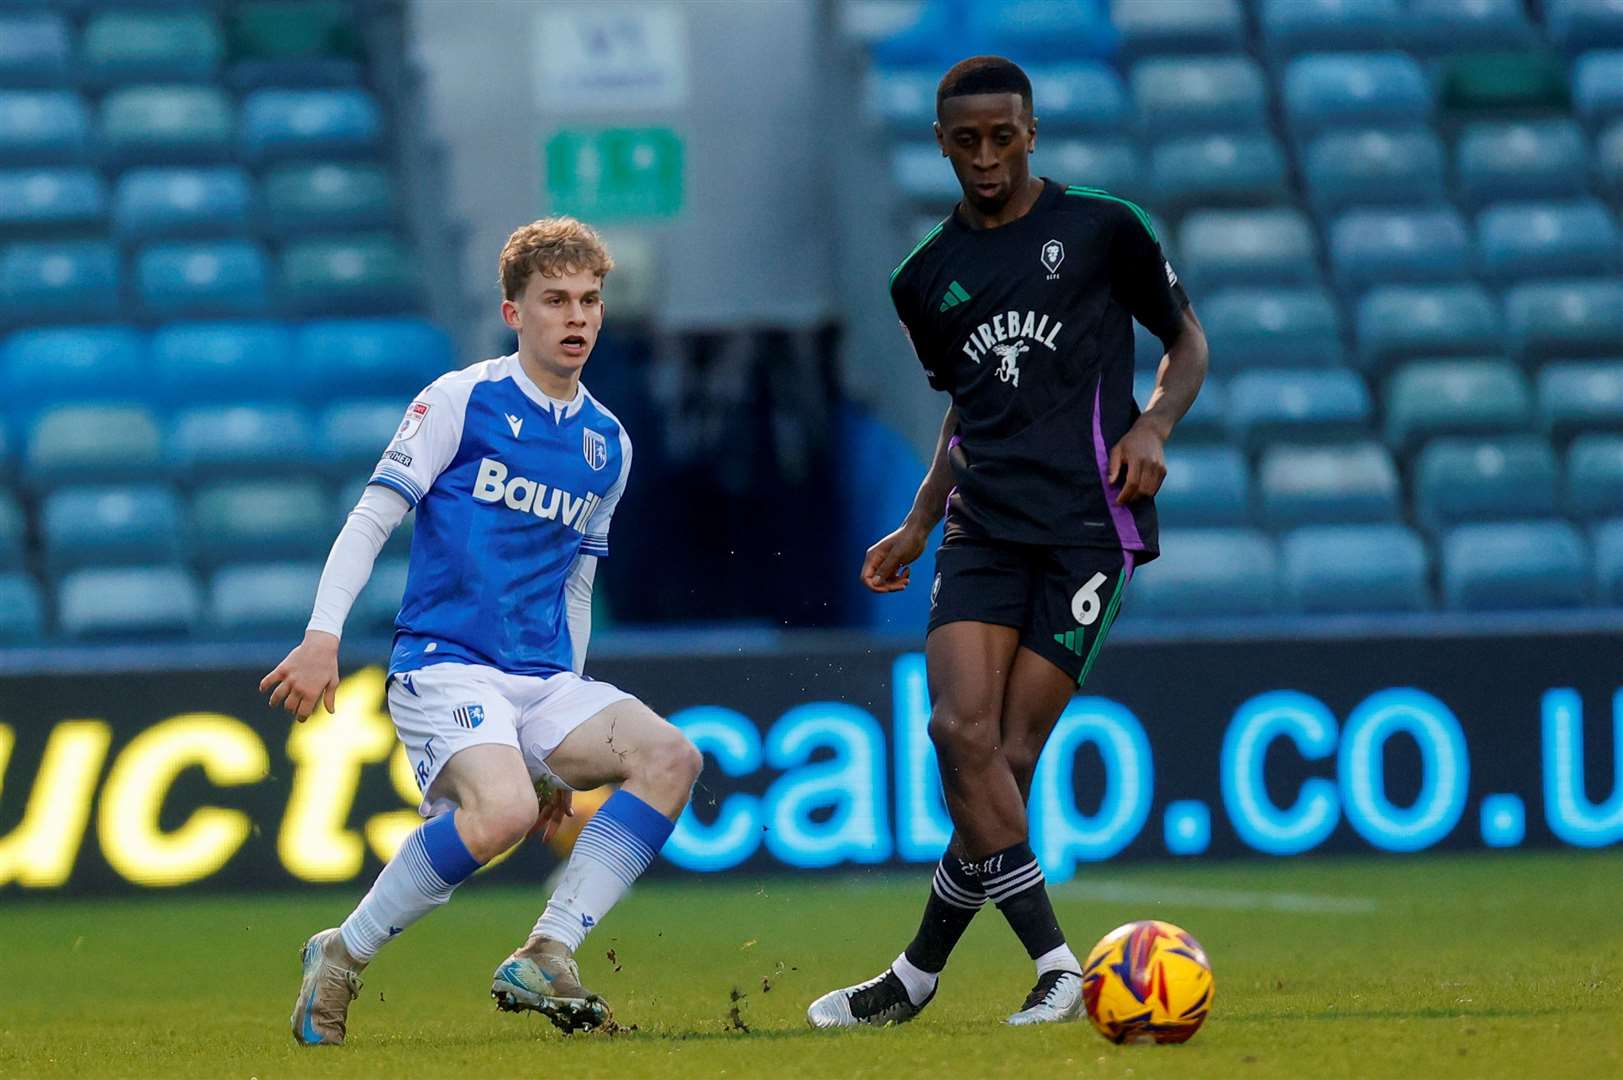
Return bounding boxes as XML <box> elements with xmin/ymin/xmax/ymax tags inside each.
<box><xmin>1055</xmin><ymin>880</ymin><xmax>1379</xmax><ymax>915</ymax></box>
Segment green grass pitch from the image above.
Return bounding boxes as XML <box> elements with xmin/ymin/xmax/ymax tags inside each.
<box><xmin>2</xmin><ymin>851</ymin><xmax>1619</xmax><ymax>1079</ymax></box>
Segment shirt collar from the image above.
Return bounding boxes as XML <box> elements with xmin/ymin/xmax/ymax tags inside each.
<box><xmin>506</xmin><ymin>353</ymin><xmax>586</xmax><ymax>420</ymax></box>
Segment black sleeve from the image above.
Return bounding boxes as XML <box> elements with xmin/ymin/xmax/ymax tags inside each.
<box><xmin>1109</xmin><ymin>208</ymin><xmax>1190</xmax><ymax>345</ymax></box>
<box><xmin>891</xmin><ymin>276</ymin><xmax>946</xmax><ymax>392</ymax></box>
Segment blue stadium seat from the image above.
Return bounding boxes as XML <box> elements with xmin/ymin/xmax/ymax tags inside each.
<box><xmin>1281</xmin><ymin>524</ymin><xmax>1431</xmax><ymax>613</ymax></box>
<box><xmin>151</xmin><ymin>321</ymin><xmax>291</xmax><ymax>406</ymax></box>
<box><xmin>1477</xmin><ymin>200</ymin><xmax>1620</xmax><ymax>283</ymax></box>
<box><xmin>0</xmin><ymin>13</ymin><xmax>70</xmax><ymax>86</ymax></box>
<box><xmin>1150</xmin><ymin>133</ymin><xmax>1288</xmax><ymax>207</ymax></box>
<box><xmin>240</xmin><ymin>88</ymin><xmax>382</xmax><ymax>162</ymax></box>
<box><xmin>166</xmin><ymin>403</ymin><xmax>315</xmax><ymax>480</ymax></box>
<box><xmin>1539</xmin><ymin>361</ymin><xmax>1623</xmax><ymax>441</ymax></box>
<box><xmin>1594</xmin><ymin>518</ymin><xmax>1623</xmax><ymax>605</ymax></box>
<box><xmin>1026</xmin><ymin>64</ymin><xmax>1128</xmax><ymax>132</ymax></box>
<box><xmin>24</xmin><ymin>405</ymin><xmax>163</xmax><ymax>491</ymax></box>
<box><xmin>113</xmin><ymin>167</ymin><xmax>252</xmax><ymax>240</ymax></box>
<box><xmin>1409</xmin><ymin>0</ymin><xmax>1536</xmax><ymax>52</ymax></box>
<box><xmin>0</xmin><ymin>90</ymin><xmax>90</xmax><ymax>164</ymax></box>
<box><xmin>0</xmin><ymin>325</ymin><xmax>148</xmax><ymax>420</ymax></box>
<box><xmin>1573</xmin><ymin>51</ymin><xmax>1623</xmax><ymax>126</ymax></box>
<box><xmin>1601</xmin><ymin>120</ymin><xmax>1623</xmax><ymax>198</ymax></box>
<box><xmin>1355</xmin><ymin>284</ymin><xmax>1500</xmax><ymax>373</ymax></box>
<box><xmin>296</xmin><ymin>319</ymin><xmax>455</xmax><ymax>402</ymax></box>
<box><xmin>1136</xmin><ymin>370</ymin><xmax>1227</xmax><ymax>442</ymax></box>
<box><xmin>40</xmin><ymin>484</ymin><xmax>186</xmax><ymax>572</ymax></box>
<box><xmin>1549</xmin><ymin>0</ymin><xmax>1623</xmax><ymax>51</ymax></box>
<box><xmin>1112</xmin><ymin>0</ymin><xmax>1246</xmax><ymax>56</ymax></box>
<box><xmin>1124</xmin><ymin>528</ymin><xmax>1279</xmax><ymax>617</ymax></box>
<box><xmin>350</xmin><ymin>556</ymin><xmax>408</xmax><ymax>634</ymax></box>
<box><xmin>1044</xmin><ymin>140</ymin><xmax>1143</xmax><ymax>198</ymax></box>
<box><xmin>1156</xmin><ymin>445</ymin><xmax>1251</xmax><ymax>527</ymax></box>
<box><xmin>866</xmin><ymin>68</ymin><xmax>937</xmax><ymax>131</ymax></box>
<box><xmin>1415</xmin><ymin>436</ymin><xmax>1560</xmax><ymax>530</ymax></box>
<box><xmin>0</xmin><ymin>492</ymin><xmax>24</xmax><ymax>572</ymax></box>
<box><xmin>82</xmin><ymin>9</ymin><xmax>224</xmax><ymax>86</ymax></box>
<box><xmin>960</xmin><ymin>1</ymin><xmax>1120</xmax><ymax>64</ymax></box>
<box><xmin>1329</xmin><ymin>207</ymin><xmax>1470</xmax><ymax>291</ymax></box>
<box><xmin>0</xmin><ymin>573</ymin><xmax>44</xmax><ymax>642</ymax></box>
<box><xmin>1283</xmin><ymin>53</ymin><xmax>1432</xmax><ymax>138</ymax></box>
<box><xmin>57</xmin><ymin>565</ymin><xmax>202</xmax><ymax>639</ymax></box>
<box><xmin>207</xmin><ymin>561</ymin><xmax>323</xmax><ymax>634</ymax></box>
<box><xmin>1260</xmin><ymin>0</ymin><xmax>1400</xmax><ymax>58</ymax></box>
<box><xmin>191</xmin><ymin>479</ymin><xmax>331</xmax><ymax>566</ymax></box>
<box><xmin>1567</xmin><ymin>434</ymin><xmax>1623</xmax><ymax>520</ymax></box>
<box><xmin>279</xmin><ymin>234</ymin><xmax>418</xmax><ymax>315</ymax></box>
<box><xmin>1177</xmin><ymin>208</ymin><xmax>1319</xmax><ymax>289</ymax></box>
<box><xmin>1385</xmin><ymin>359</ymin><xmax>1531</xmax><ymax>452</ymax></box>
<box><xmin>0</xmin><ymin>241</ymin><xmax>120</xmax><ymax>325</ymax></box>
<box><xmin>318</xmin><ymin>398</ymin><xmax>405</xmax><ymax>479</ymax></box>
<box><xmin>1456</xmin><ymin>121</ymin><xmax>1589</xmax><ymax>208</ymax></box>
<box><xmin>0</xmin><ymin>168</ymin><xmax>107</xmax><ymax>231</ymax></box>
<box><xmin>1258</xmin><ymin>442</ymin><xmax>1401</xmax><ymax>527</ymax></box>
<box><xmin>1200</xmin><ymin>287</ymin><xmax>1343</xmax><ymax>370</ymax></box>
<box><xmin>1302</xmin><ymin>129</ymin><xmax>1446</xmax><ymax>215</ymax></box>
<box><xmin>891</xmin><ymin>143</ymin><xmax>961</xmax><ymax>203</ymax></box>
<box><xmin>262</xmin><ymin>161</ymin><xmax>395</xmax><ymax>235</ymax></box>
<box><xmin>135</xmin><ymin>240</ymin><xmax>271</xmax><ymax>318</ymax></box>
<box><xmin>1226</xmin><ymin>369</ymin><xmax>1374</xmax><ymax>450</ymax></box>
<box><xmin>1505</xmin><ymin>280</ymin><xmax>1623</xmax><ymax>360</ymax></box>
<box><xmin>100</xmin><ymin>85</ymin><xmax>235</xmax><ymax>164</ymax></box>
<box><xmin>1441</xmin><ymin>521</ymin><xmax>1590</xmax><ymax>610</ymax></box>
<box><xmin>1130</xmin><ymin>56</ymin><xmax>1267</xmax><ymax>133</ymax></box>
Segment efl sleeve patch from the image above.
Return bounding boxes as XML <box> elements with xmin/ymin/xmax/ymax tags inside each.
<box><xmin>396</xmin><ymin>400</ymin><xmax>431</xmax><ymax>441</ymax></box>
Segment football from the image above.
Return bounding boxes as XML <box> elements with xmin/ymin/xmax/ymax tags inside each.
<box><xmin>1081</xmin><ymin>920</ymin><xmax>1214</xmax><ymax>1045</ymax></box>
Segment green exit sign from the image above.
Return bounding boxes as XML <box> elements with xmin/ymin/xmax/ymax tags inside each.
<box><xmin>544</xmin><ymin>127</ymin><xmax>684</xmax><ymax>222</ymax></box>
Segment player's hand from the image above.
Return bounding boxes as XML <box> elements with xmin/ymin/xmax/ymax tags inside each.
<box><xmin>259</xmin><ymin>630</ymin><xmax>341</xmax><ymax>722</ymax></box>
<box><xmin>1108</xmin><ymin>420</ymin><xmax>1169</xmax><ymax>505</ymax></box>
<box><xmin>861</xmin><ymin>521</ymin><xmax>930</xmax><ymax>594</ymax></box>
<box><xmin>530</xmin><ymin>787</ymin><xmax>574</xmax><ymax>845</ymax></box>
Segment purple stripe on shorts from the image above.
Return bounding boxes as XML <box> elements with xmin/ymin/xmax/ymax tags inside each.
<box><xmin>1123</xmin><ymin>549</ymin><xmax>1137</xmax><ymax>584</ymax></box>
<box><xmin>1093</xmin><ymin>378</ymin><xmax>1145</xmax><ymax>550</ymax></box>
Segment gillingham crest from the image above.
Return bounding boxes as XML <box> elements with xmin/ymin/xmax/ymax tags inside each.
<box><xmin>583</xmin><ymin>428</ymin><xmax>608</xmax><ymax>471</ymax></box>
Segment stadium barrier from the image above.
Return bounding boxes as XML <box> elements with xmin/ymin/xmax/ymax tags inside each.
<box><xmin>1</xmin><ymin>631</ymin><xmax>1618</xmax><ymax>893</ymax></box>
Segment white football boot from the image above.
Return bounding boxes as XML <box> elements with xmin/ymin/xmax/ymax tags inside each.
<box><xmin>807</xmin><ymin>967</ymin><xmax>934</xmax><ymax>1029</ymax></box>
<box><xmin>1006</xmin><ymin>969</ymin><xmax>1084</xmax><ymax>1025</ymax></box>
<box><xmin>290</xmin><ymin>928</ymin><xmax>364</xmax><ymax>1046</ymax></box>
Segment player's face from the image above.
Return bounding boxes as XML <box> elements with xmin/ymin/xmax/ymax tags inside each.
<box><xmin>935</xmin><ymin>93</ymin><xmax>1036</xmax><ymax>214</ymax></box>
<box><xmin>503</xmin><ymin>268</ymin><xmax>604</xmax><ymax>375</ymax></box>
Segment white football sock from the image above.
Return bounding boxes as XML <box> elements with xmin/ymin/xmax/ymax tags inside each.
<box><xmin>531</xmin><ymin>790</ymin><xmax>674</xmax><ymax>953</ymax></box>
<box><xmin>339</xmin><ymin>812</ymin><xmax>482</xmax><ymax>963</ymax></box>
<box><xmin>1035</xmin><ymin>942</ymin><xmax>1082</xmax><ymax>977</ymax></box>
<box><xmin>891</xmin><ymin>951</ymin><xmax>939</xmax><ymax>1006</ymax></box>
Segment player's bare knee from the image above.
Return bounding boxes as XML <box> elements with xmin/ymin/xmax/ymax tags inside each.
<box><xmin>462</xmin><ymin>793</ymin><xmax>538</xmax><ymax>859</ymax></box>
<box><xmin>928</xmin><ymin>705</ymin><xmax>1000</xmax><ymax>763</ymax></box>
<box><xmin>632</xmin><ymin>725</ymin><xmax>702</xmax><ymax>803</ymax></box>
<box><xmin>1003</xmin><ymin>739</ymin><xmax>1041</xmax><ymax>789</ymax></box>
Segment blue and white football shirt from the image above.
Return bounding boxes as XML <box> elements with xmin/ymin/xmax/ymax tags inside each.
<box><xmin>368</xmin><ymin>354</ymin><xmax>631</xmax><ymax>678</ymax></box>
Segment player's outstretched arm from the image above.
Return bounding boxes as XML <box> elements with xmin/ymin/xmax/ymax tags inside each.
<box><xmin>1109</xmin><ymin>306</ymin><xmax>1209</xmax><ymax>504</ymax></box>
<box><xmin>862</xmin><ymin>403</ymin><xmax>959</xmax><ymax>594</ymax></box>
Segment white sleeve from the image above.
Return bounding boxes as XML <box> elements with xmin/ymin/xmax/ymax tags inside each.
<box><xmin>565</xmin><ymin>554</ymin><xmax>596</xmax><ymax>673</ymax></box>
<box><xmin>580</xmin><ymin>428</ymin><xmax>632</xmax><ymax>557</ymax></box>
<box><xmin>367</xmin><ymin>382</ymin><xmax>464</xmax><ymax>508</ymax></box>
<box><xmin>306</xmin><ymin>485</ymin><xmax>411</xmax><ymax>639</ymax></box>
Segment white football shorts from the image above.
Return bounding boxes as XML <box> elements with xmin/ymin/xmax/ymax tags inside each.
<box><xmin>386</xmin><ymin>662</ymin><xmax>634</xmax><ymax>816</ymax></box>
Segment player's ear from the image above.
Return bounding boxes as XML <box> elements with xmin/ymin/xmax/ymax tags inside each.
<box><xmin>1028</xmin><ymin>115</ymin><xmax>1038</xmax><ymax>154</ymax></box>
<box><xmin>933</xmin><ymin>120</ymin><xmax>945</xmax><ymax>155</ymax></box>
<box><xmin>500</xmin><ymin>298</ymin><xmax>521</xmax><ymax>331</ymax></box>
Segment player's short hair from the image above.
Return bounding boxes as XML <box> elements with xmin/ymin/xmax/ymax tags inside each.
<box><xmin>500</xmin><ymin>217</ymin><xmax>615</xmax><ymax>300</ymax></box>
<box><xmin>936</xmin><ymin>56</ymin><xmax>1033</xmax><ymax>120</ymax></box>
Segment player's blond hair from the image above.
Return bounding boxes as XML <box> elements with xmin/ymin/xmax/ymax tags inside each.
<box><xmin>499</xmin><ymin>217</ymin><xmax>614</xmax><ymax>300</ymax></box>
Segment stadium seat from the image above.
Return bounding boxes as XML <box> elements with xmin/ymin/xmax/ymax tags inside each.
<box><xmin>1226</xmin><ymin>369</ymin><xmax>1373</xmax><ymax>450</ymax></box>
<box><xmin>1573</xmin><ymin>51</ymin><xmax>1623</xmax><ymax>126</ymax></box>
<box><xmin>0</xmin><ymin>90</ymin><xmax>90</xmax><ymax>165</ymax></box>
<box><xmin>1600</xmin><ymin>120</ymin><xmax>1623</xmax><ymax>198</ymax></box>
<box><xmin>866</xmin><ymin>68</ymin><xmax>938</xmax><ymax>131</ymax></box>
<box><xmin>1111</xmin><ymin>0</ymin><xmax>1246</xmax><ymax>56</ymax></box>
<box><xmin>113</xmin><ymin>167</ymin><xmax>252</xmax><ymax>240</ymax></box>
<box><xmin>1438</xmin><ymin>50</ymin><xmax>1569</xmax><ymax>112</ymax></box>
<box><xmin>208</xmin><ymin>560</ymin><xmax>323</xmax><ymax>634</ymax></box>
<box><xmin>1257</xmin><ymin>442</ymin><xmax>1401</xmax><ymax>527</ymax></box>
<box><xmin>1281</xmin><ymin>524</ymin><xmax>1431</xmax><ymax>613</ymax></box>
<box><xmin>24</xmin><ymin>405</ymin><xmax>164</xmax><ymax>491</ymax></box>
<box><xmin>350</xmin><ymin>556</ymin><xmax>409</xmax><ymax>634</ymax></box>
<box><xmin>1505</xmin><ymin>280</ymin><xmax>1623</xmax><ymax>360</ymax></box>
<box><xmin>279</xmin><ymin>234</ymin><xmax>418</xmax><ymax>315</ymax></box>
<box><xmin>135</xmin><ymin>240</ymin><xmax>271</xmax><ymax>318</ymax></box>
<box><xmin>0</xmin><ymin>241</ymin><xmax>120</xmax><ymax>325</ymax></box>
<box><xmin>318</xmin><ymin>398</ymin><xmax>405</xmax><ymax>479</ymax></box>
<box><xmin>1548</xmin><ymin>0</ymin><xmax>1623</xmax><ymax>52</ymax></box>
<box><xmin>1566</xmin><ymin>434</ymin><xmax>1623</xmax><ymax>520</ymax></box>
<box><xmin>0</xmin><ymin>168</ymin><xmax>107</xmax><ymax>231</ymax></box>
<box><xmin>1539</xmin><ymin>361</ymin><xmax>1623</xmax><ymax>442</ymax></box>
<box><xmin>0</xmin><ymin>12</ymin><xmax>71</xmax><ymax>86</ymax></box>
<box><xmin>230</xmin><ymin>0</ymin><xmax>363</xmax><ymax>62</ymax></box>
<box><xmin>1384</xmin><ymin>360</ymin><xmax>1532</xmax><ymax>452</ymax></box>
<box><xmin>1594</xmin><ymin>518</ymin><xmax>1623</xmax><ymax>605</ymax></box>
<box><xmin>1301</xmin><ymin>128</ymin><xmax>1445</xmax><ymax>215</ymax></box>
<box><xmin>0</xmin><ymin>573</ymin><xmax>44</xmax><ymax>642</ymax></box>
<box><xmin>1129</xmin><ymin>56</ymin><xmax>1267</xmax><ymax>133</ymax></box>
<box><xmin>296</xmin><ymin>318</ymin><xmax>454</xmax><ymax>401</ymax></box>
<box><xmin>1136</xmin><ymin>370</ymin><xmax>1227</xmax><ymax>442</ymax></box>
<box><xmin>166</xmin><ymin>403</ymin><xmax>315</xmax><ymax>480</ymax></box>
<box><xmin>262</xmin><ymin>161</ymin><xmax>395</xmax><ymax>235</ymax></box>
<box><xmin>1415</xmin><ymin>436</ymin><xmax>1560</xmax><ymax>530</ymax></box>
<box><xmin>1282</xmin><ymin>53</ymin><xmax>1431</xmax><ymax>138</ymax></box>
<box><xmin>1328</xmin><ymin>207</ymin><xmax>1470</xmax><ymax>291</ymax></box>
<box><xmin>40</xmin><ymin>484</ymin><xmax>186</xmax><ymax>572</ymax></box>
<box><xmin>191</xmin><ymin>479</ymin><xmax>331</xmax><ymax>566</ymax></box>
<box><xmin>0</xmin><ymin>492</ymin><xmax>24</xmax><ymax>572</ymax></box>
<box><xmin>1441</xmin><ymin>520</ymin><xmax>1590</xmax><ymax>610</ymax></box>
<box><xmin>1177</xmin><ymin>208</ymin><xmax>1319</xmax><ymax>289</ymax></box>
<box><xmin>1477</xmin><ymin>200</ymin><xmax>1620</xmax><ymax>283</ymax></box>
<box><xmin>1259</xmin><ymin>0</ymin><xmax>1400</xmax><ymax>58</ymax></box>
<box><xmin>57</xmin><ymin>565</ymin><xmax>202</xmax><ymax>639</ymax></box>
<box><xmin>1408</xmin><ymin>0</ymin><xmax>1536</xmax><ymax>52</ymax></box>
<box><xmin>1123</xmin><ymin>528</ymin><xmax>1279</xmax><ymax>617</ymax></box>
<box><xmin>1156</xmin><ymin>445</ymin><xmax>1251</xmax><ymax>527</ymax></box>
<box><xmin>99</xmin><ymin>85</ymin><xmax>235</xmax><ymax>164</ymax></box>
<box><xmin>1042</xmin><ymin>140</ymin><xmax>1143</xmax><ymax>199</ymax></box>
<box><xmin>1456</xmin><ymin>121</ymin><xmax>1589</xmax><ymax>208</ymax></box>
<box><xmin>151</xmin><ymin>321</ymin><xmax>291</xmax><ymax>406</ymax></box>
<box><xmin>82</xmin><ymin>9</ymin><xmax>224</xmax><ymax>86</ymax></box>
<box><xmin>1149</xmin><ymin>133</ymin><xmax>1287</xmax><ymax>208</ymax></box>
<box><xmin>1355</xmin><ymin>285</ymin><xmax>1500</xmax><ymax>373</ymax></box>
<box><xmin>1025</xmin><ymin>65</ymin><xmax>1128</xmax><ymax>132</ymax></box>
<box><xmin>240</xmin><ymin>88</ymin><xmax>383</xmax><ymax>163</ymax></box>
<box><xmin>1199</xmin><ymin>287</ymin><xmax>1343</xmax><ymax>370</ymax></box>
<box><xmin>1</xmin><ymin>325</ymin><xmax>148</xmax><ymax>421</ymax></box>
<box><xmin>953</xmin><ymin>1</ymin><xmax>1120</xmax><ymax>65</ymax></box>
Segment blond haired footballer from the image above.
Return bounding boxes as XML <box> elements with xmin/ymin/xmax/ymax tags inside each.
<box><xmin>264</xmin><ymin>218</ymin><xmax>702</xmax><ymax>1044</ymax></box>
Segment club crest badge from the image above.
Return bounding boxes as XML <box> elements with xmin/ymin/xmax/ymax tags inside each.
<box><xmin>583</xmin><ymin>428</ymin><xmax>608</xmax><ymax>471</ymax></box>
<box><xmin>1041</xmin><ymin>239</ymin><xmax>1065</xmax><ymax>275</ymax></box>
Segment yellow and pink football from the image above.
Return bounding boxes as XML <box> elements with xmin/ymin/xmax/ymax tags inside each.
<box><xmin>1082</xmin><ymin>920</ymin><xmax>1214</xmax><ymax>1045</ymax></box>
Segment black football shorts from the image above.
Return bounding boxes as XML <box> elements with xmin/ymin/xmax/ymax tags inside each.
<box><xmin>926</xmin><ymin>531</ymin><xmax>1136</xmax><ymax>685</ymax></box>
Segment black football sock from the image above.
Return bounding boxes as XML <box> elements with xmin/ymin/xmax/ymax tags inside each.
<box><xmin>901</xmin><ymin>852</ymin><xmax>985</xmax><ymax>975</ymax></box>
<box><xmin>977</xmin><ymin>841</ymin><xmax>1070</xmax><ymax>965</ymax></box>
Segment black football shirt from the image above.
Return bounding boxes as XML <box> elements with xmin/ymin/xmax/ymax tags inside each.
<box><xmin>891</xmin><ymin>178</ymin><xmax>1190</xmax><ymax>560</ymax></box>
